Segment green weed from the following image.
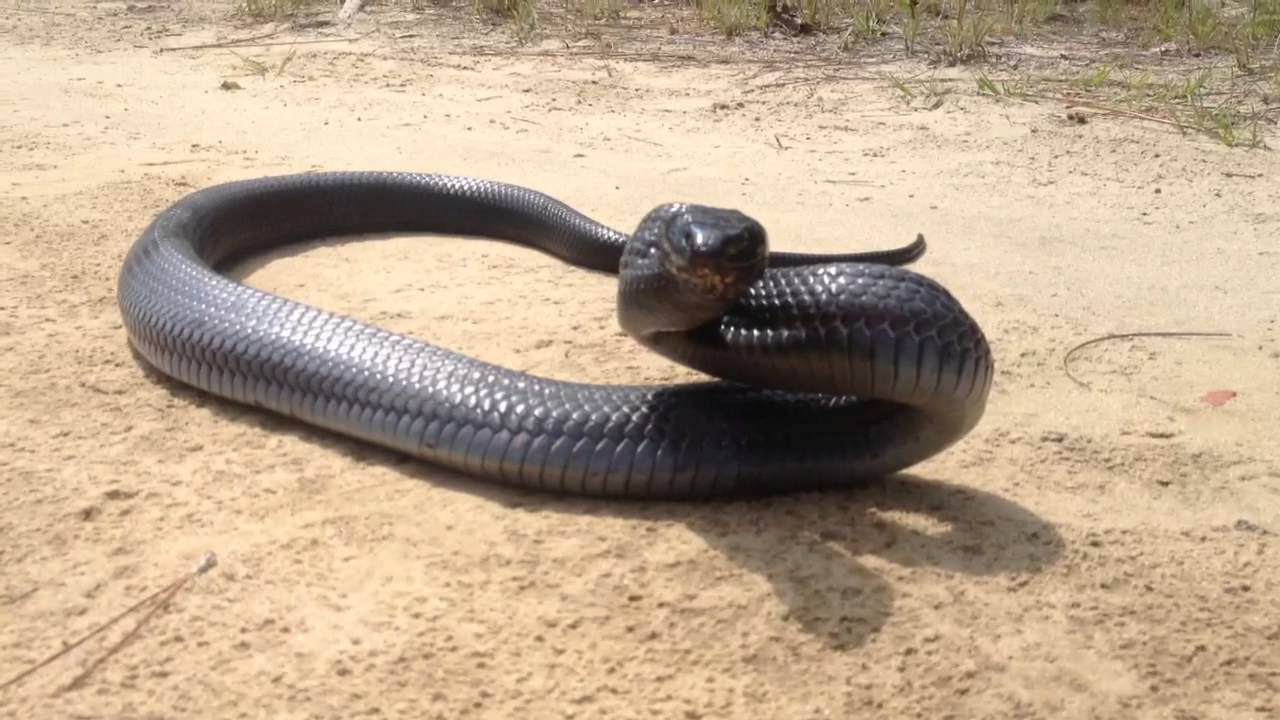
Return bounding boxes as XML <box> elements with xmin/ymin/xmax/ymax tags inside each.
<box><xmin>477</xmin><ymin>0</ymin><xmax>539</xmax><ymax>40</ymax></box>
<box><xmin>1078</xmin><ymin>64</ymin><xmax>1115</xmax><ymax>91</ymax></box>
<box><xmin>236</xmin><ymin>0</ymin><xmax>326</xmax><ymax>18</ymax></box>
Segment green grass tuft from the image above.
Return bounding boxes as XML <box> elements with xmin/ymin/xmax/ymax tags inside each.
<box><xmin>236</xmin><ymin>0</ymin><xmax>326</xmax><ymax>19</ymax></box>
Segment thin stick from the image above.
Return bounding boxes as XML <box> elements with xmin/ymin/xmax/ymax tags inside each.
<box><xmin>622</xmin><ymin>134</ymin><xmax>662</xmax><ymax>147</ymax></box>
<box><xmin>61</xmin><ymin>562</ymin><xmax>204</xmax><ymax>693</ymax></box>
<box><xmin>157</xmin><ymin>29</ymin><xmax>283</xmax><ymax>52</ymax></box>
<box><xmin>11</xmin><ymin>6</ymin><xmax>81</xmax><ymax>16</ymax></box>
<box><xmin>0</xmin><ymin>553</ymin><xmax>217</xmax><ymax>693</ymax></box>
<box><xmin>1050</xmin><ymin>94</ymin><xmax>1278</xmax><ymax>143</ymax></box>
<box><xmin>159</xmin><ymin>37</ymin><xmax>354</xmax><ymax>53</ymax></box>
<box><xmin>1</xmin><ymin>582</ymin><xmax>181</xmax><ymax>692</ymax></box>
<box><xmin>2</xmin><ymin>588</ymin><xmax>38</xmax><ymax>606</ymax></box>
<box><xmin>60</xmin><ymin>584</ymin><xmax>185</xmax><ymax>692</ymax></box>
<box><xmin>139</xmin><ymin>159</ymin><xmax>205</xmax><ymax>167</ymax></box>
<box><xmin>1063</xmin><ymin>332</ymin><xmax>1235</xmax><ymax>389</ymax></box>
<box><xmin>1055</xmin><ymin>97</ymin><xmax>1200</xmax><ymax>132</ymax></box>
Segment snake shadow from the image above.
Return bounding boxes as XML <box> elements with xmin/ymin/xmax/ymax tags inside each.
<box><xmin>132</xmin><ymin>354</ymin><xmax>1064</xmax><ymax>651</ymax></box>
<box><xmin>519</xmin><ymin>472</ymin><xmax>1064</xmax><ymax>650</ymax></box>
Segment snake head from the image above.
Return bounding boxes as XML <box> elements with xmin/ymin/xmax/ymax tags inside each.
<box><xmin>618</xmin><ymin>203</ymin><xmax>771</xmax><ymax>337</ymax></box>
<box><xmin>659</xmin><ymin>204</ymin><xmax>769</xmax><ymax>302</ymax></box>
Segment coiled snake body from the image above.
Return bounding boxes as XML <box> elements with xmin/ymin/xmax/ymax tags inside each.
<box><xmin>117</xmin><ymin>172</ymin><xmax>993</xmax><ymax>499</ymax></box>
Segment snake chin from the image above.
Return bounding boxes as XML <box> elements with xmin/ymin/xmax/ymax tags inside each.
<box><xmin>683</xmin><ymin>265</ymin><xmax>745</xmax><ymax>300</ymax></box>
<box><xmin>657</xmin><ymin>203</ymin><xmax>768</xmax><ymax>302</ymax></box>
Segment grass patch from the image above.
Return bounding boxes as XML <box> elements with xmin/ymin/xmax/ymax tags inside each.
<box><xmin>956</xmin><ymin>60</ymin><xmax>1277</xmax><ymax>147</ymax></box>
<box><xmin>1095</xmin><ymin>63</ymin><xmax>1274</xmax><ymax>146</ymax></box>
<box><xmin>569</xmin><ymin>0</ymin><xmax>626</xmax><ymax>19</ymax></box>
<box><xmin>477</xmin><ymin>0</ymin><xmax>540</xmax><ymax>39</ymax></box>
<box><xmin>887</xmin><ymin>71</ymin><xmax>954</xmax><ymax>107</ymax></box>
<box><xmin>417</xmin><ymin>0</ymin><xmax>1279</xmax><ymax>146</ymax></box>
<box><xmin>463</xmin><ymin>0</ymin><xmax>1280</xmax><ymax>68</ymax></box>
<box><xmin>881</xmin><ymin>58</ymin><xmax>1275</xmax><ymax>147</ymax></box>
<box><xmin>975</xmin><ymin>69</ymin><xmax>1030</xmax><ymax>96</ymax></box>
<box><xmin>677</xmin><ymin>0</ymin><xmax>1280</xmax><ymax>64</ymax></box>
<box><xmin>228</xmin><ymin>47</ymin><xmax>298</xmax><ymax>79</ymax></box>
<box><xmin>236</xmin><ymin>0</ymin><xmax>327</xmax><ymax>19</ymax></box>
<box><xmin>694</xmin><ymin>0</ymin><xmax>768</xmax><ymax>35</ymax></box>
<box><xmin>941</xmin><ymin>0</ymin><xmax>997</xmax><ymax>63</ymax></box>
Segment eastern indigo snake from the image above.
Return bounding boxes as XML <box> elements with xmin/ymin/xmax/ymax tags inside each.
<box><xmin>117</xmin><ymin>172</ymin><xmax>993</xmax><ymax>499</ymax></box>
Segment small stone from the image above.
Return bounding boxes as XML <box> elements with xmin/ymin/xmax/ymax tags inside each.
<box><xmin>1234</xmin><ymin>519</ymin><xmax>1269</xmax><ymax>534</ymax></box>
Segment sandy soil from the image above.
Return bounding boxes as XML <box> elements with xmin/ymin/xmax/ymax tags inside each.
<box><xmin>3</xmin><ymin>2</ymin><xmax>1279</xmax><ymax>718</ymax></box>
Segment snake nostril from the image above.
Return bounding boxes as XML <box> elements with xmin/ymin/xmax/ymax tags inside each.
<box><xmin>682</xmin><ymin>228</ymin><xmax>698</xmax><ymax>252</ymax></box>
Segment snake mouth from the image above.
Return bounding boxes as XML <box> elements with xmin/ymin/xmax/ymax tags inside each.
<box><xmin>679</xmin><ymin>262</ymin><xmax>747</xmax><ymax>299</ymax></box>
<box><xmin>660</xmin><ymin>205</ymin><xmax>767</xmax><ymax>298</ymax></box>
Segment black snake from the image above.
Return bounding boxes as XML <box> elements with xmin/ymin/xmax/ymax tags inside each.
<box><xmin>116</xmin><ymin>172</ymin><xmax>993</xmax><ymax>499</ymax></box>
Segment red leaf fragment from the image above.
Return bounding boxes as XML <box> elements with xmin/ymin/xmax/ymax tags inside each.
<box><xmin>1200</xmin><ymin>390</ymin><xmax>1237</xmax><ymax>407</ymax></box>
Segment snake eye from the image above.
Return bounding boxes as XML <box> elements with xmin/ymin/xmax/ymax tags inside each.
<box><xmin>724</xmin><ymin>233</ymin><xmax>760</xmax><ymax>262</ymax></box>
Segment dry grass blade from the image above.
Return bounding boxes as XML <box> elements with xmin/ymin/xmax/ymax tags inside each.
<box><xmin>0</xmin><ymin>553</ymin><xmax>218</xmax><ymax>694</ymax></box>
<box><xmin>622</xmin><ymin>133</ymin><xmax>662</xmax><ymax>146</ymax></box>
<box><xmin>1045</xmin><ymin>95</ymin><xmax>1202</xmax><ymax>132</ymax></box>
<box><xmin>0</xmin><ymin>582</ymin><xmax>182</xmax><ymax>693</ymax></box>
<box><xmin>161</xmin><ymin>37</ymin><xmax>356</xmax><ymax>52</ymax></box>
<box><xmin>1062</xmin><ymin>332</ymin><xmax>1236</xmax><ymax>389</ymax></box>
<box><xmin>2</xmin><ymin>588</ymin><xmax>38</xmax><ymax>606</ymax></box>
<box><xmin>12</xmin><ymin>6</ymin><xmax>81</xmax><ymax>15</ymax></box>
<box><xmin>157</xmin><ymin>29</ymin><xmax>285</xmax><ymax>52</ymax></box>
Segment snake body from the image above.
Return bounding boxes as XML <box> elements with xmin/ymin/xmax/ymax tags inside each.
<box><xmin>117</xmin><ymin>172</ymin><xmax>993</xmax><ymax>499</ymax></box>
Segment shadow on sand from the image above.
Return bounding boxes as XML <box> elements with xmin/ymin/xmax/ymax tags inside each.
<box><xmin>133</xmin><ymin>357</ymin><xmax>1064</xmax><ymax>651</ymax></box>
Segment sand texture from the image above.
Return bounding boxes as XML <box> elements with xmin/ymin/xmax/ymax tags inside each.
<box><xmin>2</xmin><ymin>3</ymin><xmax>1279</xmax><ymax>718</ymax></box>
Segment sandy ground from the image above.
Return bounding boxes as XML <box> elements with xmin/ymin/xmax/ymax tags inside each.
<box><xmin>3</xmin><ymin>2</ymin><xmax>1279</xmax><ymax>718</ymax></box>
